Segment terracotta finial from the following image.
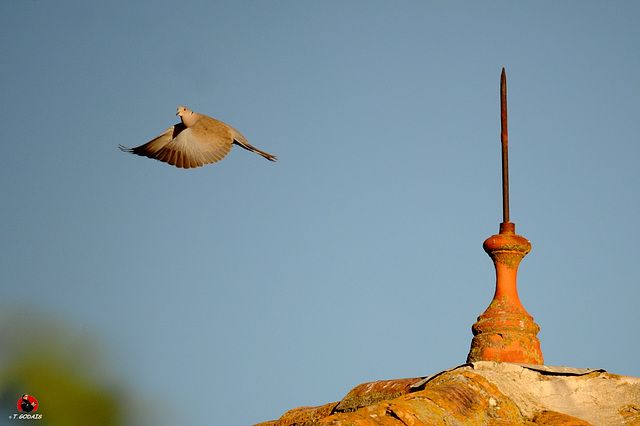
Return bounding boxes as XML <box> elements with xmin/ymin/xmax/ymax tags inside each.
<box><xmin>466</xmin><ymin>69</ymin><xmax>543</xmax><ymax>364</ymax></box>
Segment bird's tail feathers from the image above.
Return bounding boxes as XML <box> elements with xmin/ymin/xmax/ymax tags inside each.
<box><xmin>233</xmin><ymin>138</ymin><xmax>277</xmax><ymax>162</ymax></box>
<box><xmin>249</xmin><ymin>146</ymin><xmax>278</xmax><ymax>162</ymax></box>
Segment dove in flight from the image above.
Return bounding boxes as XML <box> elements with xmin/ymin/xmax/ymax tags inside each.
<box><xmin>119</xmin><ymin>106</ymin><xmax>277</xmax><ymax>169</ymax></box>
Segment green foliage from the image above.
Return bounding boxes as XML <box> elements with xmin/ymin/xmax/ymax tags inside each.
<box><xmin>0</xmin><ymin>309</ymin><xmax>124</xmax><ymax>425</ymax></box>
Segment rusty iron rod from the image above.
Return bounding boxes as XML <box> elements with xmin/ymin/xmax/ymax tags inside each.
<box><xmin>500</xmin><ymin>68</ymin><xmax>510</xmax><ymax>223</ymax></box>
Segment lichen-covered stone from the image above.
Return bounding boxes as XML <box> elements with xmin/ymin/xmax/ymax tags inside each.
<box><xmin>531</xmin><ymin>410</ymin><xmax>593</xmax><ymax>425</ymax></box>
<box><xmin>264</xmin><ymin>402</ymin><xmax>340</xmax><ymax>426</ymax></box>
<box><xmin>334</xmin><ymin>378</ymin><xmax>424</xmax><ymax>413</ymax></box>
<box><xmin>256</xmin><ymin>362</ymin><xmax>640</xmax><ymax>426</ymax></box>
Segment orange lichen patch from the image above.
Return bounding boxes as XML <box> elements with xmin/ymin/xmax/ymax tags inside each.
<box><xmin>264</xmin><ymin>402</ymin><xmax>339</xmax><ymax>426</ymax></box>
<box><xmin>334</xmin><ymin>378</ymin><xmax>425</xmax><ymax>413</ymax></box>
<box><xmin>531</xmin><ymin>410</ymin><xmax>593</xmax><ymax>425</ymax></box>
<box><xmin>620</xmin><ymin>404</ymin><xmax>640</xmax><ymax>425</ymax></box>
<box><xmin>424</xmin><ymin>370</ymin><xmax>524</xmax><ymax>423</ymax></box>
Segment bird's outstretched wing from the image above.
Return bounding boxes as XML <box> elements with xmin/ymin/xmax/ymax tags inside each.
<box><xmin>119</xmin><ymin>122</ymin><xmax>233</xmax><ymax>169</ymax></box>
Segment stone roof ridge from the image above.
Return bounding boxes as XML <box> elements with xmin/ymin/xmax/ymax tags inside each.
<box><xmin>503</xmin><ymin>362</ymin><xmax>607</xmax><ymax>376</ymax></box>
<box><xmin>410</xmin><ymin>361</ymin><xmax>609</xmax><ymax>391</ymax></box>
<box><xmin>256</xmin><ymin>362</ymin><xmax>640</xmax><ymax>426</ymax></box>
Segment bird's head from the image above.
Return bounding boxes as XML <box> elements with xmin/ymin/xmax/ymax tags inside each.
<box><xmin>176</xmin><ymin>106</ymin><xmax>192</xmax><ymax>117</ymax></box>
<box><xmin>176</xmin><ymin>106</ymin><xmax>198</xmax><ymax>127</ymax></box>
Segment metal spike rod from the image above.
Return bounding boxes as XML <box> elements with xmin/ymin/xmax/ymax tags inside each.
<box><xmin>501</xmin><ymin>68</ymin><xmax>510</xmax><ymax>224</ymax></box>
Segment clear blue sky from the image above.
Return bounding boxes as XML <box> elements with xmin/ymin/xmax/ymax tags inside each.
<box><xmin>2</xmin><ymin>1</ymin><xmax>639</xmax><ymax>425</ymax></box>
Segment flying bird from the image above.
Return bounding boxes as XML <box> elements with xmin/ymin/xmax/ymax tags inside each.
<box><xmin>119</xmin><ymin>106</ymin><xmax>277</xmax><ymax>169</ymax></box>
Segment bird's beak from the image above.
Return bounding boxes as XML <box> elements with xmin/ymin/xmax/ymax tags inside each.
<box><xmin>176</xmin><ymin>111</ymin><xmax>180</xmax><ymax>116</ymax></box>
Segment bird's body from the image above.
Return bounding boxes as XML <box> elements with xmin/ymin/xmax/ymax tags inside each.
<box><xmin>119</xmin><ymin>106</ymin><xmax>277</xmax><ymax>169</ymax></box>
